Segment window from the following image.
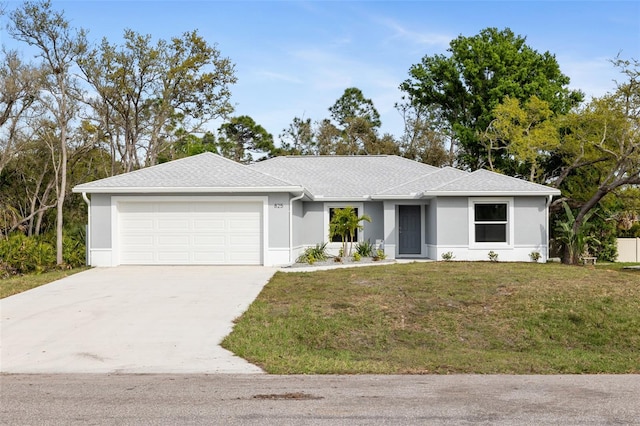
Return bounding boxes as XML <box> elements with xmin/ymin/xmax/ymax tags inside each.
<box><xmin>324</xmin><ymin>203</ymin><xmax>365</xmax><ymax>245</ymax></box>
<box><xmin>468</xmin><ymin>198</ymin><xmax>515</xmax><ymax>247</ymax></box>
<box><xmin>474</xmin><ymin>203</ymin><xmax>507</xmax><ymax>243</ymax></box>
<box><xmin>329</xmin><ymin>207</ymin><xmax>359</xmax><ymax>243</ymax></box>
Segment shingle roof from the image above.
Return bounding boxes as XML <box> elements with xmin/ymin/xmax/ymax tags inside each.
<box><xmin>430</xmin><ymin>169</ymin><xmax>561</xmax><ymax>195</ymax></box>
<box><xmin>375</xmin><ymin>167</ymin><xmax>469</xmax><ymax>197</ymax></box>
<box><xmin>73</xmin><ymin>153</ymin><xmax>560</xmax><ymax>198</ymax></box>
<box><xmin>72</xmin><ymin>152</ymin><xmax>301</xmax><ymax>193</ymax></box>
<box><xmin>248</xmin><ymin>155</ymin><xmax>439</xmax><ymax>198</ymax></box>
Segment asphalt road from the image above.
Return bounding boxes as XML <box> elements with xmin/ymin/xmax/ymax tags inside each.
<box><xmin>1</xmin><ymin>374</ymin><xmax>638</xmax><ymax>425</ymax></box>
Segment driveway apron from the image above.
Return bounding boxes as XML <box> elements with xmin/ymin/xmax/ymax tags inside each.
<box><xmin>0</xmin><ymin>266</ymin><xmax>276</xmax><ymax>374</ymax></box>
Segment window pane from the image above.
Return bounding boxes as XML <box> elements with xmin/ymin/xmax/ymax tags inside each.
<box><xmin>475</xmin><ymin>224</ymin><xmax>506</xmax><ymax>242</ymax></box>
<box><xmin>475</xmin><ymin>204</ymin><xmax>507</xmax><ymax>222</ymax></box>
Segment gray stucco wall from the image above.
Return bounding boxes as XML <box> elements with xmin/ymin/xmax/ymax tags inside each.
<box><xmin>296</xmin><ymin>201</ymin><xmax>385</xmax><ymax>247</ymax></box>
<box><xmin>426</xmin><ymin>199</ymin><xmax>437</xmax><ymax>245</ymax></box>
<box><xmin>90</xmin><ymin>193</ymin><xmax>112</xmax><ymax>248</ymax></box>
<box><xmin>267</xmin><ymin>193</ymin><xmax>290</xmax><ymax>248</ymax></box>
<box><xmin>300</xmin><ymin>202</ymin><xmax>324</xmax><ymax>245</ymax></box>
<box><xmin>436</xmin><ymin>197</ymin><xmax>469</xmax><ymax>246</ymax></box>
<box><xmin>292</xmin><ymin>199</ymin><xmax>304</xmax><ymax>247</ymax></box>
<box><xmin>363</xmin><ymin>202</ymin><xmax>384</xmax><ymax>243</ymax></box>
<box><xmin>514</xmin><ymin>197</ymin><xmax>547</xmax><ymax>246</ymax></box>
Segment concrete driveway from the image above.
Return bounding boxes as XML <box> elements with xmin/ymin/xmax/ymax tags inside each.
<box><xmin>0</xmin><ymin>266</ymin><xmax>276</xmax><ymax>374</ymax></box>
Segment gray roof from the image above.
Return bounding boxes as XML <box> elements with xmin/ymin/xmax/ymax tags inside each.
<box><xmin>249</xmin><ymin>155</ymin><xmax>439</xmax><ymax>199</ymax></box>
<box><xmin>73</xmin><ymin>153</ymin><xmax>560</xmax><ymax>198</ymax></box>
<box><xmin>72</xmin><ymin>152</ymin><xmax>302</xmax><ymax>194</ymax></box>
<box><xmin>430</xmin><ymin>169</ymin><xmax>561</xmax><ymax>196</ymax></box>
<box><xmin>375</xmin><ymin>167</ymin><xmax>469</xmax><ymax>198</ymax></box>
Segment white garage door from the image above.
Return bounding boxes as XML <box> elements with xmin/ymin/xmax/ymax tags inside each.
<box><xmin>118</xmin><ymin>200</ymin><xmax>262</xmax><ymax>265</ymax></box>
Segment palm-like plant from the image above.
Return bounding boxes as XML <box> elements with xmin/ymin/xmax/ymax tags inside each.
<box><xmin>554</xmin><ymin>201</ymin><xmax>600</xmax><ymax>264</ymax></box>
<box><xmin>329</xmin><ymin>207</ymin><xmax>371</xmax><ymax>257</ymax></box>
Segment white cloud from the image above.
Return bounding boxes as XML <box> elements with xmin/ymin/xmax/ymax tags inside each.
<box><xmin>375</xmin><ymin>17</ymin><xmax>452</xmax><ymax>50</ymax></box>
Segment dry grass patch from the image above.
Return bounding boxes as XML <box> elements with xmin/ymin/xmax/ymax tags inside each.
<box><xmin>222</xmin><ymin>262</ymin><xmax>640</xmax><ymax>374</ymax></box>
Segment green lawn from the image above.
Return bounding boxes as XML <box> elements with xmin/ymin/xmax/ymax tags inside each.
<box><xmin>222</xmin><ymin>262</ymin><xmax>640</xmax><ymax>374</ymax></box>
<box><xmin>0</xmin><ymin>268</ymin><xmax>89</xmax><ymax>299</ymax></box>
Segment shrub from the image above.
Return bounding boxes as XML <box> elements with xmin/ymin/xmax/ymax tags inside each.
<box><xmin>353</xmin><ymin>252</ymin><xmax>361</xmax><ymax>261</ymax></box>
<box><xmin>355</xmin><ymin>240</ymin><xmax>374</xmax><ymax>257</ymax></box>
<box><xmin>529</xmin><ymin>251</ymin><xmax>541</xmax><ymax>262</ymax></box>
<box><xmin>441</xmin><ymin>251</ymin><xmax>455</xmax><ymax>261</ymax></box>
<box><xmin>296</xmin><ymin>243</ymin><xmax>328</xmax><ymax>264</ymax></box>
<box><xmin>0</xmin><ymin>233</ymin><xmax>55</xmax><ymax>274</ymax></box>
<box><xmin>373</xmin><ymin>248</ymin><xmax>386</xmax><ymax>261</ymax></box>
<box><xmin>488</xmin><ymin>251</ymin><xmax>499</xmax><ymax>262</ymax></box>
<box><xmin>62</xmin><ymin>227</ymin><xmax>87</xmax><ymax>267</ymax></box>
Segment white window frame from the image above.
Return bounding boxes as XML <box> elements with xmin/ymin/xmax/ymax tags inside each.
<box><xmin>323</xmin><ymin>202</ymin><xmax>365</xmax><ymax>248</ymax></box>
<box><xmin>468</xmin><ymin>197</ymin><xmax>514</xmax><ymax>249</ymax></box>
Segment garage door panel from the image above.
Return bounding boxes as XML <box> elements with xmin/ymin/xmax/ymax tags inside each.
<box><xmin>157</xmin><ymin>234</ymin><xmax>190</xmax><ymax>246</ymax></box>
<box><xmin>157</xmin><ymin>203</ymin><xmax>190</xmax><ymax>213</ymax></box>
<box><xmin>118</xmin><ymin>200</ymin><xmax>262</xmax><ymax>265</ymax></box>
<box><xmin>120</xmin><ymin>235</ymin><xmax>155</xmax><ymax>245</ymax></box>
<box><xmin>121</xmin><ymin>218</ymin><xmax>154</xmax><ymax>230</ymax></box>
<box><xmin>194</xmin><ymin>219</ymin><xmax>226</xmax><ymax>229</ymax></box>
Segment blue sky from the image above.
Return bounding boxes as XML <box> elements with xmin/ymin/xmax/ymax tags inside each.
<box><xmin>2</xmin><ymin>0</ymin><xmax>639</xmax><ymax>141</ymax></box>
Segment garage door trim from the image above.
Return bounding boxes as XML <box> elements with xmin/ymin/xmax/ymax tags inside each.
<box><xmin>111</xmin><ymin>195</ymin><xmax>268</xmax><ymax>266</ymax></box>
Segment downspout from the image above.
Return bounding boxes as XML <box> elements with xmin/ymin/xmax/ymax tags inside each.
<box><xmin>82</xmin><ymin>192</ymin><xmax>91</xmax><ymax>266</ymax></box>
<box><xmin>289</xmin><ymin>191</ymin><xmax>305</xmax><ymax>264</ymax></box>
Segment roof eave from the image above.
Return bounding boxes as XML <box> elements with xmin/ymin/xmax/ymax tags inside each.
<box><xmin>370</xmin><ymin>193</ymin><xmax>423</xmax><ymax>200</ymax></box>
<box><xmin>71</xmin><ymin>186</ymin><xmax>305</xmax><ymax>194</ymax></box>
<box><xmin>427</xmin><ymin>190</ymin><xmax>561</xmax><ymax>197</ymax></box>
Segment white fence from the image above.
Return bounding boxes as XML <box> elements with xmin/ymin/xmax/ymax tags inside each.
<box><xmin>617</xmin><ymin>238</ymin><xmax>640</xmax><ymax>262</ymax></box>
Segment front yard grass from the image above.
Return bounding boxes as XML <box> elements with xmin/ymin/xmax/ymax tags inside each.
<box><xmin>0</xmin><ymin>267</ymin><xmax>89</xmax><ymax>299</ymax></box>
<box><xmin>222</xmin><ymin>262</ymin><xmax>640</xmax><ymax>374</ymax></box>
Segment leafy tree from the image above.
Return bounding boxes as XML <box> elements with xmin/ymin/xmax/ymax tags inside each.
<box><xmin>78</xmin><ymin>29</ymin><xmax>236</xmax><ymax>172</ymax></box>
<box><xmin>279</xmin><ymin>116</ymin><xmax>315</xmax><ymax>155</ymax></box>
<box><xmin>218</xmin><ymin>115</ymin><xmax>276</xmax><ymax>163</ymax></box>
<box><xmin>329</xmin><ymin>87</ymin><xmax>381</xmax><ymax>129</ymax></box>
<box><xmin>0</xmin><ymin>49</ymin><xmax>42</xmax><ymax>175</ymax></box>
<box><xmin>481</xmin><ymin>95</ymin><xmax>559</xmax><ymax>180</ymax></box>
<box><xmin>550</xmin><ymin>58</ymin><xmax>640</xmax><ymax>248</ymax></box>
<box><xmin>396</xmin><ymin>101</ymin><xmax>452</xmax><ymax>166</ymax></box>
<box><xmin>8</xmin><ymin>0</ymin><xmax>87</xmax><ymax>264</ymax></box>
<box><xmin>328</xmin><ymin>87</ymin><xmax>389</xmax><ymax>155</ymax></box>
<box><xmin>400</xmin><ymin>27</ymin><xmax>582</xmax><ymax>170</ymax></box>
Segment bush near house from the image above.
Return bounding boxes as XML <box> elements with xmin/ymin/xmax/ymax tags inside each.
<box><xmin>0</xmin><ymin>230</ymin><xmax>85</xmax><ymax>277</ymax></box>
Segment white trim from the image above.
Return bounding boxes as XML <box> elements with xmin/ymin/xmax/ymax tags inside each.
<box><xmin>267</xmin><ymin>248</ymin><xmax>290</xmax><ymax>266</ymax></box>
<box><xmin>428</xmin><ymin>190</ymin><xmax>561</xmax><ymax>197</ymax></box>
<box><xmin>111</xmin><ymin>195</ymin><xmax>268</xmax><ymax>266</ymax></box>
<box><xmin>89</xmin><ymin>248</ymin><xmax>112</xmax><ymax>267</ymax></box>
<box><xmin>468</xmin><ymin>197</ymin><xmax>515</xmax><ymax>249</ymax></box>
<box><xmin>434</xmin><ymin>245</ymin><xmax>548</xmax><ymax>262</ymax></box>
<box><xmin>73</xmin><ymin>186</ymin><xmax>303</xmax><ymax>194</ymax></box>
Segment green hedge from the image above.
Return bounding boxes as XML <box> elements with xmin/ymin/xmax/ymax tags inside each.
<box><xmin>0</xmin><ymin>231</ymin><xmax>85</xmax><ymax>277</ymax></box>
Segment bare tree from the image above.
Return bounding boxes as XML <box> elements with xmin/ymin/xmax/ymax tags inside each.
<box><xmin>8</xmin><ymin>0</ymin><xmax>87</xmax><ymax>264</ymax></box>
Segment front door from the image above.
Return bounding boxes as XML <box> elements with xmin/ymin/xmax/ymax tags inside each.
<box><xmin>398</xmin><ymin>205</ymin><xmax>421</xmax><ymax>255</ymax></box>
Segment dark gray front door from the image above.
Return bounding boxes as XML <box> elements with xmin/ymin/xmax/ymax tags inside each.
<box><xmin>399</xmin><ymin>205</ymin><xmax>421</xmax><ymax>255</ymax></box>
